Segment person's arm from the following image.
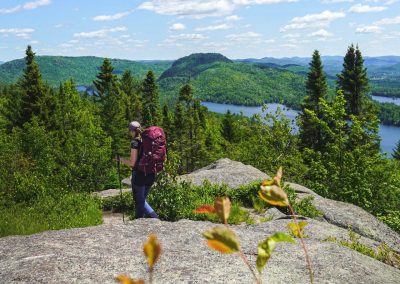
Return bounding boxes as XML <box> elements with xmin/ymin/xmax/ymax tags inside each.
<box><xmin>120</xmin><ymin>148</ymin><xmax>138</xmax><ymax>168</ymax></box>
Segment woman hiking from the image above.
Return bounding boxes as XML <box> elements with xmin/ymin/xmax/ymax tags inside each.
<box><xmin>118</xmin><ymin>121</ymin><xmax>160</xmax><ymax>219</ymax></box>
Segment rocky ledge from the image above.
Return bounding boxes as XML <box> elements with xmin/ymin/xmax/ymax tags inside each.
<box><xmin>0</xmin><ymin>158</ymin><xmax>399</xmax><ymax>283</ymax></box>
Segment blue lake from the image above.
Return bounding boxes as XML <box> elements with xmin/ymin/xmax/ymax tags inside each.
<box><xmin>372</xmin><ymin>95</ymin><xmax>400</xmax><ymax>106</ymax></box>
<box><xmin>201</xmin><ymin>101</ymin><xmax>400</xmax><ymax>156</ymax></box>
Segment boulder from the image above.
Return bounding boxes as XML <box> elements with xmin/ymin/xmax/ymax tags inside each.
<box><xmin>178</xmin><ymin>158</ymin><xmax>271</xmax><ymax>188</ymax></box>
<box><xmin>287</xmin><ymin>182</ymin><xmax>400</xmax><ymax>251</ymax></box>
<box><xmin>0</xmin><ymin>219</ymin><xmax>399</xmax><ymax>284</ymax></box>
<box><xmin>92</xmin><ymin>188</ymin><xmax>131</xmax><ymax>198</ymax></box>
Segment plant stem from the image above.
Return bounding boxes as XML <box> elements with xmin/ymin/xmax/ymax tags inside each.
<box><xmin>149</xmin><ymin>267</ymin><xmax>154</xmax><ymax>284</ymax></box>
<box><xmin>288</xmin><ymin>204</ymin><xmax>314</xmax><ymax>284</ymax></box>
<box><xmin>239</xmin><ymin>249</ymin><xmax>262</xmax><ymax>284</ymax></box>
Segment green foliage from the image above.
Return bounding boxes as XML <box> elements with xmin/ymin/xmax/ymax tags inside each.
<box><xmin>142</xmin><ymin>71</ymin><xmax>162</xmax><ymax>127</ymax></box>
<box><xmin>0</xmin><ymin>192</ymin><xmax>102</xmax><ymax>237</ymax></box>
<box><xmin>256</xmin><ymin>232</ymin><xmax>295</xmax><ymax>273</ymax></box>
<box><xmin>0</xmin><ymin>56</ymin><xmax>171</xmax><ymax>86</ymax></box>
<box><xmin>284</xmin><ymin>186</ymin><xmax>322</xmax><ymax>218</ymax></box>
<box><xmin>325</xmin><ymin>228</ymin><xmax>400</xmax><ymax>268</ymax></box>
<box><xmin>337</xmin><ymin>44</ymin><xmax>370</xmax><ymax>116</ymax></box>
<box><xmin>158</xmin><ymin>58</ymin><xmax>306</xmax><ymax>108</ymax></box>
<box><xmin>102</xmin><ymin>192</ymin><xmax>134</xmax><ymax>213</ymax></box>
<box><xmin>378</xmin><ymin>211</ymin><xmax>400</xmax><ymax>233</ymax></box>
<box><xmin>299</xmin><ymin>50</ymin><xmax>328</xmax><ymax>151</ymax></box>
<box><xmin>392</xmin><ymin>140</ymin><xmax>400</xmax><ymax>160</ymax></box>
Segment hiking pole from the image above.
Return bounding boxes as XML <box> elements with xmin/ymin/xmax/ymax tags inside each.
<box><xmin>117</xmin><ymin>154</ymin><xmax>125</xmax><ymax>223</ymax></box>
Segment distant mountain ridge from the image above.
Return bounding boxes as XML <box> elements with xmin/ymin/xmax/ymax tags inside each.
<box><xmin>1</xmin><ymin>53</ymin><xmax>399</xmax><ymax>99</ymax></box>
<box><xmin>0</xmin><ymin>56</ymin><xmax>172</xmax><ymax>86</ymax></box>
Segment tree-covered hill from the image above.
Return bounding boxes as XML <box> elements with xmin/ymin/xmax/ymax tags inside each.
<box><xmin>240</xmin><ymin>56</ymin><xmax>400</xmax><ymax>97</ymax></box>
<box><xmin>158</xmin><ymin>53</ymin><xmax>306</xmax><ymax>108</ymax></box>
<box><xmin>158</xmin><ymin>53</ymin><xmax>232</xmax><ymax>80</ymax></box>
<box><xmin>0</xmin><ymin>56</ymin><xmax>172</xmax><ymax>86</ymax></box>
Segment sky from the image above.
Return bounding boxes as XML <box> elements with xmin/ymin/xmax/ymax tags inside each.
<box><xmin>0</xmin><ymin>0</ymin><xmax>399</xmax><ymax>61</ymax></box>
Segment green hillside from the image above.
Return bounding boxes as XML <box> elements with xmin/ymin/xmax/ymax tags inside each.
<box><xmin>158</xmin><ymin>53</ymin><xmax>306</xmax><ymax>108</ymax></box>
<box><xmin>0</xmin><ymin>56</ymin><xmax>172</xmax><ymax>86</ymax></box>
<box><xmin>242</xmin><ymin>56</ymin><xmax>400</xmax><ymax>97</ymax></box>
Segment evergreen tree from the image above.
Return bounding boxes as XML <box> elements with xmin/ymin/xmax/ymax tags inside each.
<box><xmin>179</xmin><ymin>84</ymin><xmax>194</xmax><ymax>108</ymax></box>
<box><xmin>120</xmin><ymin>70</ymin><xmax>142</xmax><ymax>122</ymax></box>
<box><xmin>392</xmin><ymin>140</ymin><xmax>400</xmax><ymax>160</ymax></box>
<box><xmin>298</xmin><ymin>50</ymin><xmax>328</xmax><ymax>151</ymax></box>
<box><xmin>142</xmin><ymin>71</ymin><xmax>162</xmax><ymax>126</ymax></box>
<box><xmin>18</xmin><ymin>45</ymin><xmax>45</xmax><ymax>126</ymax></box>
<box><xmin>162</xmin><ymin>104</ymin><xmax>172</xmax><ymax>141</ymax></box>
<box><xmin>93</xmin><ymin>58</ymin><xmax>116</xmax><ymax>101</ymax></box>
<box><xmin>337</xmin><ymin>44</ymin><xmax>369</xmax><ymax>116</ymax></box>
<box><xmin>221</xmin><ymin>110</ymin><xmax>236</xmax><ymax>142</ymax></box>
<box><xmin>93</xmin><ymin>59</ymin><xmax>127</xmax><ymax>154</ymax></box>
<box><xmin>173</xmin><ymin>102</ymin><xmax>186</xmax><ymax>173</ymax></box>
<box><xmin>52</xmin><ymin>80</ymin><xmax>112</xmax><ymax>191</ymax></box>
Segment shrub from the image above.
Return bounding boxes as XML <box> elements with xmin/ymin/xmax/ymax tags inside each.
<box><xmin>0</xmin><ymin>192</ymin><xmax>102</xmax><ymax>237</ymax></box>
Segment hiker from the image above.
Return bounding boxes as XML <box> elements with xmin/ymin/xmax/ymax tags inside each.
<box><xmin>118</xmin><ymin>121</ymin><xmax>166</xmax><ymax>219</ymax></box>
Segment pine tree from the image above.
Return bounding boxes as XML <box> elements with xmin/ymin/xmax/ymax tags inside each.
<box><xmin>52</xmin><ymin>80</ymin><xmax>112</xmax><ymax>191</ymax></box>
<box><xmin>120</xmin><ymin>70</ymin><xmax>142</xmax><ymax>122</ymax></box>
<box><xmin>142</xmin><ymin>71</ymin><xmax>161</xmax><ymax>126</ymax></box>
<box><xmin>18</xmin><ymin>45</ymin><xmax>45</xmax><ymax>126</ymax></box>
<box><xmin>173</xmin><ymin>102</ymin><xmax>186</xmax><ymax>173</ymax></box>
<box><xmin>298</xmin><ymin>50</ymin><xmax>327</xmax><ymax>151</ymax></box>
<box><xmin>162</xmin><ymin>104</ymin><xmax>172</xmax><ymax>141</ymax></box>
<box><xmin>392</xmin><ymin>140</ymin><xmax>400</xmax><ymax>160</ymax></box>
<box><xmin>179</xmin><ymin>84</ymin><xmax>194</xmax><ymax>108</ymax></box>
<box><xmin>337</xmin><ymin>44</ymin><xmax>369</xmax><ymax>116</ymax></box>
<box><xmin>337</xmin><ymin>45</ymin><xmax>380</xmax><ymax>153</ymax></box>
<box><xmin>93</xmin><ymin>58</ymin><xmax>116</xmax><ymax>101</ymax></box>
<box><xmin>222</xmin><ymin>110</ymin><xmax>236</xmax><ymax>142</ymax></box>
<box><xmin>93</xmin><ymin>59</ymin><xmax>127</xmax><ymax>154</ymax></box>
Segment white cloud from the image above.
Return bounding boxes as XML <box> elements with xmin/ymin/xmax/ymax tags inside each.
<box><xmin>0</xmin><ymin>28</ymin><xmax>35</xmax><ymax>39</ymax></box>
<box><xmin>29</xmin><ymin>40</ymin><xmax>39</xmax><ymax>44</ymax></box>
<box><xmin>374</xmin><ymin>16</ymin><xmax>400</xmax><ymax>25</ymax></box>
<box><xmin>60</xmin><ymin>43</ymin><xmax>74</xmax><ymax>48</ymax></box>
<box><xmin>169</xmin><ymin>33</ymin><xmax>207</xmax><ymax>40</ymax></box>
<box><xmin>308</xmin><ymin>29</ymin><xmax>333</xmax><ymax>37</ymax></box>
<box><xmin>281</xmin><ymin>10</ymin><xmax>346</xmax><ymax>31</ymax></box>
<box><xmin>92</xmin><ymin>11</ymin><xmax>131</xmax><ymax>21</ymax></box>
<box><xmin>233</xmin><ymin>0</ymin><xmax>298</xmax><ymax>4</ymax></box>
<box><xmin>169</xmin><ymin>23</ymin><xmax>186</xmax><ymax>31</ymax></box>
<box><xmin>138</xmin><ymin>0</ymin><xmax>234</xmax><ymax>18</ymax></box>
<box><xmin>283</xmin><ymin>33</ymin><xmax>301</xmax><ymax>38</ymax></box>
<box><xmin>73</xmin><ymin>26</ymin><xmax>127</xmax><ymax>38</ymax></box>
<box><xmin>0</xmin><ymin>0</ymin><xmax>51</xmax><ymax>14</ymax></box>
<box><xmin>348</xmin><ymin>4</ymin><xmax>386</xmax><ymax>13</ymax></box>
<box><xmin>225</xmin><ymin>15</ymin><xmax>241</xmax><ymax>21</ymax></box>
<box><xmin>307</xmin><ymin>29</ymin><xmax>334</xmax><ymax>41</ymax></box>
<box><xmin>138</xmin><ymin>0</ymin><xmax>298</xmax><ymax>18</ymax></box>
<box><xmin>356</xmin><ymin>26</ymin><xmax>381</xmax><ymax>33</ymax></box>
<box><xmin>23</xmin><ymin>0</ymin><xmax>50</xmax><ymax>9</ymax></box>
<box><xmin>226</xmin><ymin>31</ymin><xmax>262</xmax><ymax>42</ymax></box>
<box><xmin>355</xmin><ymin>25</ymin><xmax>383</xmax><ymax>33</ymax></box>
<box><xmin>280</xmin><ymin>43</ymin><xmax>298</xmax><ymax>48</ymax></box>
<box><xmin>0</xmin><ymin>28</ymin><xmax>35</xmax><ymax>33</ymax></box>
<box><xmin>195</xmin><ymin>23</ymin><xmax>232</xmax><ymax>31</ymax></box>
<box><xmin>321</xmin><ymin>0</ymin><xmax>353</xmax><ymax>3</ymax></box>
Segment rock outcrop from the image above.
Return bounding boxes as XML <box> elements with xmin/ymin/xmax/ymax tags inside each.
<box><xmin>0</xmin><ymin>219</ymin><xmax>399</xmax><ymax>283</ymax></box>
<box><xmin>178</xmin><ymin>158</ymin><xmax>271</xmax><ymax>188</ymax></box>
<box><xmin>1</xmin><ymin>158</ymin><xmax>399</xmax><ymax>283</ymax></box>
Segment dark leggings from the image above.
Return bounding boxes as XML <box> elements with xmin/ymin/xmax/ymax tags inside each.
<box><xmin>131</xmin><ymin>172</ymin><xmax>158</xmax><ymax>219</ymax></box>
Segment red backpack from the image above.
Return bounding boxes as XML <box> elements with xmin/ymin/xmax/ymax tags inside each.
<box><xmin>137</xmin><ymin>126</ymin><xmax>166</xmax><ymax>175</ymax></box>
